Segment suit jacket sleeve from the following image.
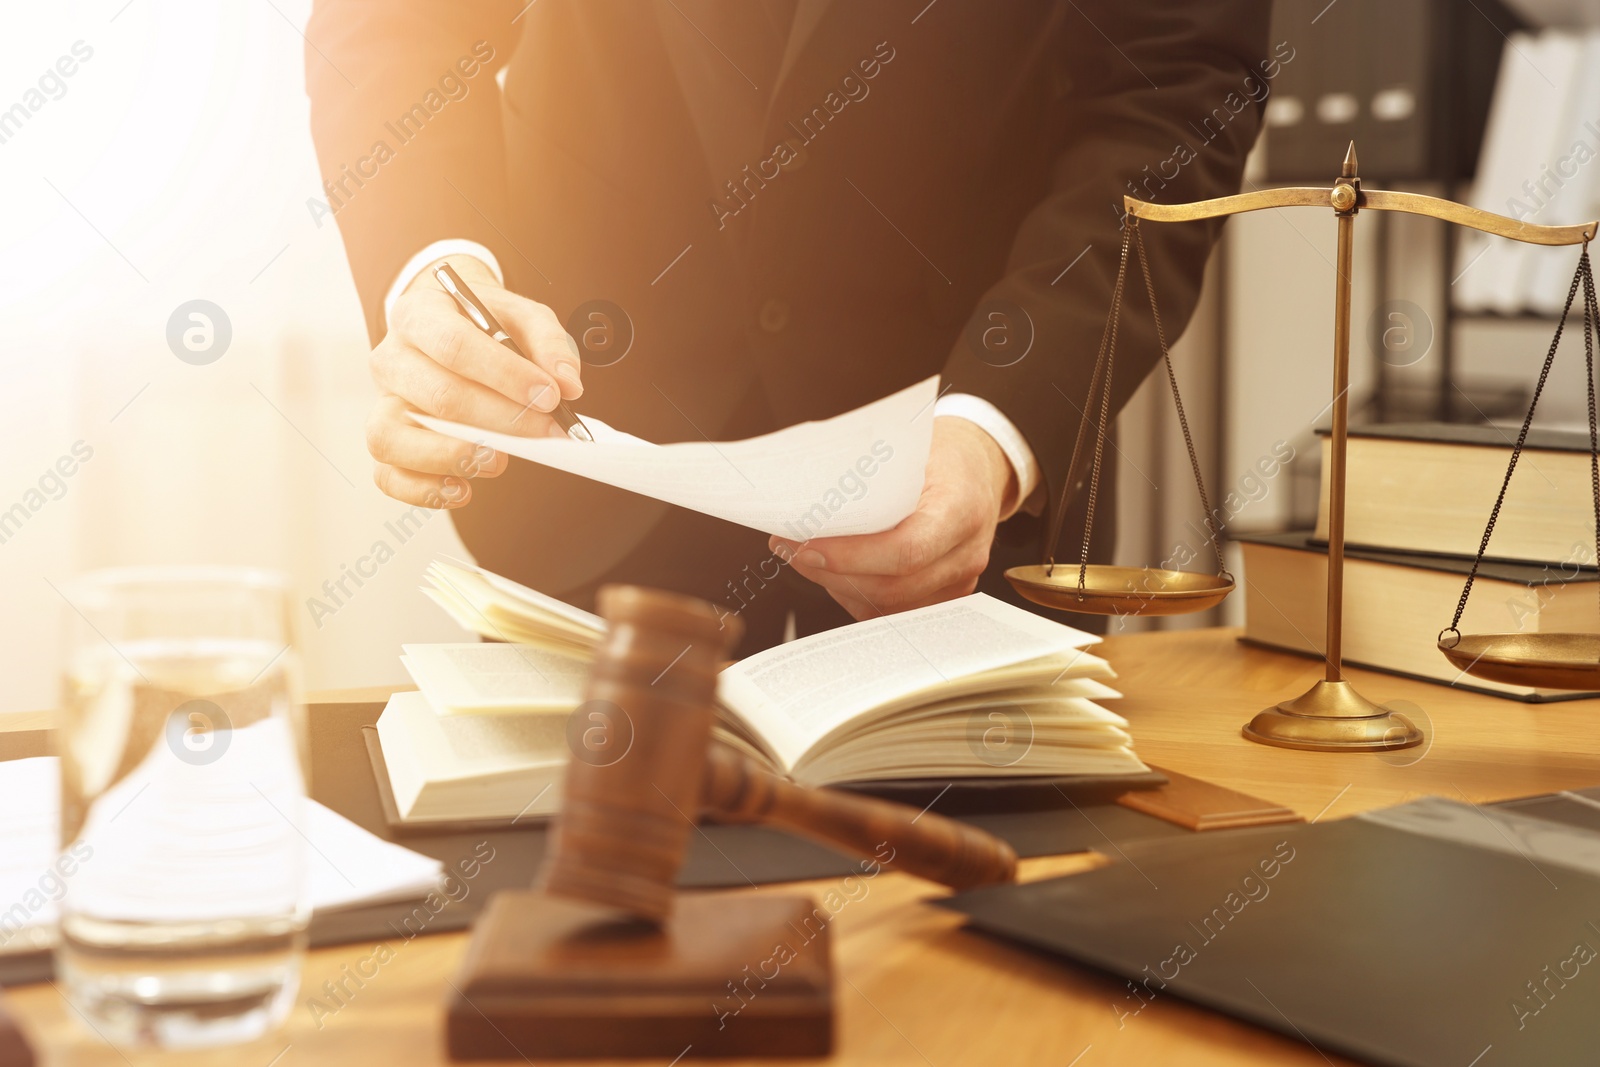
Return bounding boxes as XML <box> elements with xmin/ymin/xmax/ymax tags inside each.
<box><xmin>939</xmin><ymin>0</ymin><xmax>1274</xmax><ymax>525</ymax></box>
<box><xmin>305</xmin><ymin>0</ymin><xmax>520</xmax><ymax>345</ymax></box>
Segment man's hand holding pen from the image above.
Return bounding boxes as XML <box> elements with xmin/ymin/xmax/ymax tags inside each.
<box><xmin>365</xmin><ymin>255</ymin><xmax>586</xmax><ymax>508</ymax></box>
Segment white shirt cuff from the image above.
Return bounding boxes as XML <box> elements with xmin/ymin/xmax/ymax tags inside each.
<box><xmin>382</xmin><ymin>240</ymin><xmax>504</xmax><ymax>331</ymax></box>
<box><xmin>934</xmin><ymin>393</ymin><xmax>1042</xmax><ymax>519</ymax></box>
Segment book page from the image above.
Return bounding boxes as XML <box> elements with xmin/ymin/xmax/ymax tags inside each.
<box><xmin>424</xmin><ymin>561</ymin><xmax>603</xmax><ymax>650</ymax></box>
<box><xmin>716</xmin><ymin>594</ymin><xmax>1102</xmax><ymax>769</ymax></box>
<box><xmin>378</xmin><ymin>691</ymin><xmax>568</xmax><ymax>821</ymax></box>
<box><xmin>415</xmin><ymin>376</ymin><xmax>936</xmax><ymax>538</ymax></box>
<box><xmin>460</xmin><ymin>560</ymin><xmax>605</xmax><ymax>634</ymax></box>
<box><xmin>402</xmin><ymin>643</ymin><xmax>589</xmax><ymax>713</ymax></box>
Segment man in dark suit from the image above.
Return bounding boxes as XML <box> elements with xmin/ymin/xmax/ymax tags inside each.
<box><xmin>306</xmin><ymin>0</ymin><xmax>1272</xmax><ymax>654</ymax></box>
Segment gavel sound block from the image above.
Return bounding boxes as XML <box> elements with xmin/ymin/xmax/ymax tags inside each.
<box><xmin>446</xmin><ymin>586</ymin><xmax>1017</xmax><ymax>1061</ymax></box>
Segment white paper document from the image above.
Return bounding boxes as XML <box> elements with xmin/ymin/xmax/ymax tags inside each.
<box><xmin>0</xmin><ymin>751</ymin><xmax>444</xmax><ymax>949</ymax></box>
<box><xmin>415</xmin><ymin>375</ymin><xmax>938</xmax><ymax>539</ymax></box>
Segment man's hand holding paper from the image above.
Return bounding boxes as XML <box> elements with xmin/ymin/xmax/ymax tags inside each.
<box><xmin>770</xmin><ymin>416</ymin><xmax>1017</xmax><ymax>621</ymax></box>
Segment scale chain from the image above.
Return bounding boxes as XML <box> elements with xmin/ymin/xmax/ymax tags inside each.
<box><xmin>1443</xmin><ymin>249</ymin><xmax>1591</xmax><ymax>641</ymax></box>
<box><xmin>1073</xmin><ymin>231</ymin><xmax>1128</xmax><ymax>597</ymax></box>
<box><xmin>1046</xmin><ymin>222</ymin><xmax>1131</xmax><ymax>581</ymax></box>
<box><xmin>1040</xmin><ymin>217</ymin><xmax>1233</xmax><ymax>601</ymax></box>
<box><xmin>1583</xmin><ymin>254</ymin><xmax>1600</xmax><ymax>628</ymax></box>
<box><xmin>1133</xmin><ymin>224</ymin><xmax>1232</xmax><ymax>582</ymax></box>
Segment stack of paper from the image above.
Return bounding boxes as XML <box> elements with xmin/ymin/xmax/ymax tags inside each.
<box><xmin>0</xmin><ymin>753</ymin><xmax>443</xmax><ymax>954</ymax></box>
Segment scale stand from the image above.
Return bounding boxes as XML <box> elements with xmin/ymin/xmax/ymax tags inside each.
<box><xmin>1123</xmin><ymin>144</ymin><xmax>1598</xmax><ymax>751</ymax></box>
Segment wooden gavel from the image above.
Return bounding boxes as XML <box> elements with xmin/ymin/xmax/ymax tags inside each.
<box><xmin>539</xmin><ymin>585</ymin><xmax>1018</xmax><ymax>922</ymax></box>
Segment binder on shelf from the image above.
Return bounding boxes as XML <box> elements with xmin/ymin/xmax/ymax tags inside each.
<box><xmin>1264</xmin><ymin>0</ymin><xmax>1519</xmax><ymax>183</ymax></box>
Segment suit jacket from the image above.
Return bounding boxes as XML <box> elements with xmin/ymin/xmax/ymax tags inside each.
<box><xmin>305</xmin><ymin>0</ymin><xmax>1270</xmax><ymax>620</ymax></box>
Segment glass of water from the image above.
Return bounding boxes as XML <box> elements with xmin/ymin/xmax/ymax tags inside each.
<box><xmin>56</xmin><ymin>566</ymin><xmax>308</xmax><ymax>1048</ymax></box>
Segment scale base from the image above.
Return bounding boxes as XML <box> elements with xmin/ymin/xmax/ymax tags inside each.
<box><xmin>1242</xmin><ymin>680</ymin><xmax>1424</xmax><ymax>752</ymax></box>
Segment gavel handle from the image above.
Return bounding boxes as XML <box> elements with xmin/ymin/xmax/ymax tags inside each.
<box><xmin>699</xmin><ymin>745</ymin><xmax>1017</xmax><ymax>890</ymax></box>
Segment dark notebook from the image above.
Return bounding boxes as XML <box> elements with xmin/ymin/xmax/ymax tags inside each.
<box><xmin>943</xmin><ymin>793</ymin><xmax>1600</xmax><ymax>1067</ymax></box>
<box><xmin>0</xmin><ymin>698</ymin><xmax>1183</xmax><ymax>986</ymax></box>
<box><xmin>1238</xmin><ymin>528</ymin><xmax>1591</xmax><ymax>585</ymax></box>
<box><xmin>361</xmin><ymin>723</ymin><xmax>1166</xmax><ymax>835</ymax></box>
<box><xmin>328</xmin><ymin>694</ymin><xmax>1182</xmax><ymax>894</ymax></box>
<box><xmin>1321</xmin><ymin>421</ymin><xmax>1593</xmax><ymax>453</ymax></box>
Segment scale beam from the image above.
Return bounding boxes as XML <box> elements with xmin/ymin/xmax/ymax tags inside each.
<box><xmin>1361</xmin><ymin>190</ymin><xmax>1595</xmax><ymax>246</ymax></box>
<box><xmin>1125</xmin><ymin>188</ymin><xmax>1597</xmax><ymax>246</ymax></box>
<box><xmin>1125</xmin><ymin>187</ymin><xmax>1330</xmax><ymax>224</ymax></box>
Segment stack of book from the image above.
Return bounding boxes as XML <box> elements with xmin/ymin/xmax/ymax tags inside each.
<box><xmin>1238</xmin><ymin>424</ymin><xmax>1600</xmax><ymax>700</ymax></box>
<box><xmin>375</xmin><ymin>560</ymin><xmax>1156</xmax><ymax>826</ymax></box>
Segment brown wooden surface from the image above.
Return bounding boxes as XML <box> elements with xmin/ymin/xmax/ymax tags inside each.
<box><xmin>9</xmin><ymin>627</ymin><xmax>1600</xmax><ymax>1066</ymax></box>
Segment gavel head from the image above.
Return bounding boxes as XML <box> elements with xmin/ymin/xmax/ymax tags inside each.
<box><xmin>538</xmin><ymin>585</ymin><xmax>742</xmax><ymax>924</ymax></box>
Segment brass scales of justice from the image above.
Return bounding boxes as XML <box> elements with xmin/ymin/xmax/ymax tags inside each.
<box><xmin>1006</xmin><ymin>143</ymin><xmax>1600</xmax><ymax>753</ymax></box>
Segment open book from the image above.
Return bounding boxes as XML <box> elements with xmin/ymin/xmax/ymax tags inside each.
<box><xmin>377</xmin><ymin>560</ymin><xmax>1149</xmax><ymax>824</ymax></box>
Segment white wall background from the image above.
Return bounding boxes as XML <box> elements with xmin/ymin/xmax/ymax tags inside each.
<box><xmin>0</xmin><ymin>1</ymin><xmax>474</xmax><ymax>714</ymax></box>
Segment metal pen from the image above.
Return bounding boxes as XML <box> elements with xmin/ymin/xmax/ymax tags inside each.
<box><xmin>432</xmin><ymin>262</ymin><xmax>595</xmax><ymax>442</ymax></box>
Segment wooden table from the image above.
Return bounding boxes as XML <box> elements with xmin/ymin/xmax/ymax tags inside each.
<box><xmin>8</xmin><ymin>628</ymin><xmax>1600</xmax><ymax>1066</ymax></box>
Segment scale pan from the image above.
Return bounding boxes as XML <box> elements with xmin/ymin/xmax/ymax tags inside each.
<box><xmin>1438</xmin><ymin>632</ymin><xmax>1600</xmax><ymax>691</ymax></box>
<box><xmin>1004</xmin><ymin>565</ymin><xmax>1233</xmax><ymax>617</ymax></box>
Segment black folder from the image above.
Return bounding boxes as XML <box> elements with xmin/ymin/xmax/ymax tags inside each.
<box><xmin>943</xmin><ymin>799</ymin><xmax>1600</xmax><ymax>1067</ymax></box>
